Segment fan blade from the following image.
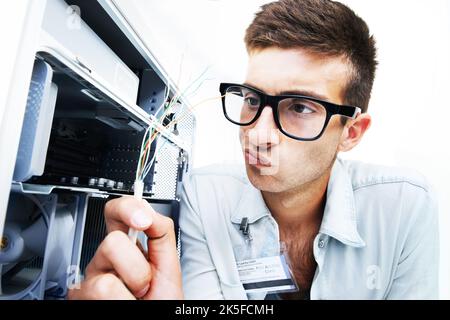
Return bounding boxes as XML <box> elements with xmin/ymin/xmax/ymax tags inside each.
<box><xmin>21</xmin><ymin>216</ymin><xmax>47</xmax><ymax>257</ymax></box>
<box><xmin>0</xmin><ymin>216</ymin><xmax>47</xmax><ymax>266</ymax></box>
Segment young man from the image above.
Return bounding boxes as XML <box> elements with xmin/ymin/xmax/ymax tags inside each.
<box><xmin>69</xmin><ymin>0</ymin><xmax>439</xmax><ymax>300</ymax></box>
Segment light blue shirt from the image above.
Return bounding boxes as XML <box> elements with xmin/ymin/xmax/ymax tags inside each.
<box><xmin>179</xmin><ymin>158</ymin><xmax>439</xmax><ymax>299</ymax></box>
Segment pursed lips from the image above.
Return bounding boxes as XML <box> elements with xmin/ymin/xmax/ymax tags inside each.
<box><xmin>244</xmin><ymin>148</ymin><xmax>272</xmax><ymax>167</ymax></box>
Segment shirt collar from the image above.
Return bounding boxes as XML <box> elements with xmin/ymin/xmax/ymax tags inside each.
<box><xmin>320</xmin><ymin>158</ymin><xmax>366</xmax><ymax>247</ymax></box>
<box><xmin>230</xmin><ymin>158</ymin><xmax>365</xmax><ymax>248</ymax></box>
<box><xmin>230</xmin><ymin>178</ymin><xmax>271</xmax><ymax>225</ymax></box>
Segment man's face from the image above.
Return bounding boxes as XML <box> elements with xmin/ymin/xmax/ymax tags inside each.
<box><xmin>240</xmin><ymin>47</ymin><xmax>351</xmax><ymax>193</ymax></box>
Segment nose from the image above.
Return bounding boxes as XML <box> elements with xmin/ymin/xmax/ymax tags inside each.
<box><xmin>246</xmin><ymin>106</ymin><xmax>280</xmax><ymax>151</ymax></box>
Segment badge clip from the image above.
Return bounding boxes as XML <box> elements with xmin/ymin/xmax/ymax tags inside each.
<box><xmin>239</xmin><ymin>217</ymin><xmax>253</xmax><ymax>242</ymax></box>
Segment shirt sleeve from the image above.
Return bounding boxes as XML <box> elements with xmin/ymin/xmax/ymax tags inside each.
<box><xmin>178</xmin><ymin>174</ymin><xmax>225</xmax><ymax>299</ymax></box>
<box><xmin>387</xmin><ymin>184</ymin><xmax>440</xmax><ymax>299</ymax></box>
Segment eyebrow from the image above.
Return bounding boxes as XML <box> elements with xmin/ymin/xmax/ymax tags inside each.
<box><xmin>243</xmin><ymin>82</ymin><xmax>329</xmax><ymax>101</ymax></box>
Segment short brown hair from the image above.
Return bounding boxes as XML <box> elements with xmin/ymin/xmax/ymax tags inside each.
<box><xmin>245</xmin><ymin>0</ymin><xmax>377</xmax><ymax>113</ymax></box>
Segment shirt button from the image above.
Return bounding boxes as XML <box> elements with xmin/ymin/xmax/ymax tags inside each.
<box><xmin>318</xmin><ymin>239</ymin><xmax>325</xmax><ymax>248</ymax></box>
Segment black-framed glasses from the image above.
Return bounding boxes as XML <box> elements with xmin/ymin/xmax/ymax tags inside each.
<box><xmin>219</xmin><ymin>83</ymin><xmax>361</xmax><ymax>141</ymax></box>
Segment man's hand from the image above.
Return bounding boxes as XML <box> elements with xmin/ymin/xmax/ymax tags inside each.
<box><xmin>68</xmin><ymin>196</ymin><xmax>183</xmax><ymax>300</ymax></box>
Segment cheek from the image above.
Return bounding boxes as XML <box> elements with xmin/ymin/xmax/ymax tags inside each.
<box><xmin>278</xmin><ymin>140</ymin><xmax>314</xmax><ymax>165</ymax></box>
<box><xmin>277</xmin><ymin>129</ymin><xmax>341</xmax><ymax>170</ymax></box>
<box><xmin>325</xmin><ymin>116</ymin><xmax>345</xmax><ymax>139</ymax></box>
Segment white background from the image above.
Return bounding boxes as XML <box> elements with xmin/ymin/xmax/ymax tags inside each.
<box><xmin>2</xmin><ymin>0</ymin><xmax>449</xmax><ymax>298</ymax></box>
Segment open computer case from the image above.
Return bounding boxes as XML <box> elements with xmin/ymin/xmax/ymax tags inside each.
<box><xmin>0</xmin><ymin>0</ymin><xmax>195</xmax><ymax>299</ymax></box>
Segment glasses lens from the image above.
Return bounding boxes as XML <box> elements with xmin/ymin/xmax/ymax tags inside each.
<box><xmin>224</xmin><ymin>86</ymin><xmax>261</xmax><ymax>125</ymax></box>
<box><xmin>278</xmin><ymin>98</ymin><xmax>327</xmax><ymax>139</ymax></box>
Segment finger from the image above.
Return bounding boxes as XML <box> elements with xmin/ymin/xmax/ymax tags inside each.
<box><xmin>145</xmin><ymin>215</ymin><xmax>177</xmax><ymax>269</ymax></box>
<box><xmin>105</xmin><ymin>197</ymin><xmax>179</xmax><ymax>282</ymax></box>
<box><xmin>136</xmin><ymin>239</ymin><xmax>147</xmax><ymax>256</ymax></box>
<box><xmin>139</xmin><ymin>202</ymin><xmax>181</xmax><ymax>290</ymax></box>
<box><xmin>86</xmin><ymin>230</ymin><xmax>152</xmax><ymax>298</ymax></box>
<box><xmin>68</xmin><ymin>273</ymin><xmax>135</xmax><ymax>300</ymax></box>
<box><xmin>104</xmin><ymin>196</ymin><xmax>153</xmax><ymax>234</ymax></box>
<box><xmin>140</xmin><ymin>200</ymin><xmax>176</xmax><ymax>242</ymax></box>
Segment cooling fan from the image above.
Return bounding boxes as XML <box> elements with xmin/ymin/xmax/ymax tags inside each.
<box><xmin>0</xmin><ymin>192</ymin><xmax>77</xmax><ymax>299</ymax></box>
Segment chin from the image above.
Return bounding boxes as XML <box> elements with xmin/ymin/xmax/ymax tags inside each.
<box><xmin>244</xmin><ymin>162</ymin><xmax>287</xmax><ymax>193</ymax></box>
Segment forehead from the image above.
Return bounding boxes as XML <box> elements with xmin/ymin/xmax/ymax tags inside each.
<box><xmin>245</xmin><ymin>47</ymin><xmax>351</xmax><ymax>102</ymax></box>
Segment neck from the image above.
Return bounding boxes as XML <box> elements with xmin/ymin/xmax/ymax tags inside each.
<box><xmin>262</xmin><ymin>169</ymin><xmax>331</xmax><ymax>234</ymax></box>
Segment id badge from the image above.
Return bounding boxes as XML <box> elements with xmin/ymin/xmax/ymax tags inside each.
<box><xmin>236</xmin><ymin>252</ymin><xmax>298</xmax><ymax>294</ymax></box>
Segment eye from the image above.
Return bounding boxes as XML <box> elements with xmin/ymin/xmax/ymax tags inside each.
<box><xmin>289</xmin><ymin>103</ymin><xmax>315</xmax><ymax>114</ymax></box>
<box><xmin>244</xmin><ymin>95</ymin><xmax>260</xmax><ymax>107</ymax></box>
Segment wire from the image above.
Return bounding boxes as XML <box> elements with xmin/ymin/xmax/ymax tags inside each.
<box><xmin>139</xmin><ymin>67</ymin><xmax>212</xmax><ymax>165</ymax></box>
<box><xmin>130</xmin><ymin>67</ymin><xmax>212</xmax><ymax>244</ymax></box>
<box><xmin>153</xmin><ymin>81</ymin><xmax>170</xmax><ymax>119</ymax></box>
<box><xmin>129</xmin><ymin>138</ymin><xmax>168</xmax><ymax>244</ymax></box>
<box><xmin>142</xmin><ymin>139</ymin><xmax>168</xmax><ymax>180</ymax></box>
<box><xmin>160</xmin><ymin>66</ymin><xmax>211</xmax><ymax>123</ymax></box>
<box><xmin>139</xmin><ymin>93</ymin><xmax>223</xmax><ymax>180</ymax></box>
<box><xmin>167</xmin><ymin>94</ymin><xmax>225</xmax><ymax>129</ymax></box>
<box><xmin>135</xmin><ymin>126</ymin><xmax>153</xmax><ymax>181</ymax></box>
<box><xmin>128</xmin><ymin>179</ymin><xmax>144</xmax><ymax>244</ymax></box>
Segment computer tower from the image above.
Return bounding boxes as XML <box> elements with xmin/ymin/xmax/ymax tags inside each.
<box><xmin>0</xmin><ymin>0</ymin><xmax>195</xmax><ymax>299</ymax></box>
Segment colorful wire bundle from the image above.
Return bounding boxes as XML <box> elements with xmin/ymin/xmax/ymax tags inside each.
<box><xmin>134</xmin><ymin>66</ymin><xmax>212</xmax><ymax>182</ymax></box>
<box><xmin>129</xmin><ymin>66</ymin><xmax>224</xmax><ymax>244</ymax></box>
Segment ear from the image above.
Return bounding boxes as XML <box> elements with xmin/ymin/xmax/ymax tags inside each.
<box><xmin>338</xmin><ymin>113</ymin><xmax>372</xmax><ymax>152</ymax></box>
